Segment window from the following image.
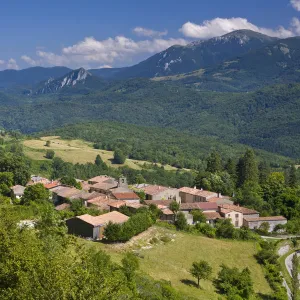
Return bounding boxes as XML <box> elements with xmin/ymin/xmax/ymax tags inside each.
<box><xmin>235</xmin><ymin>221</ymin><xmax>239</xmax><ymax>227</ymax></box>
<box><xmin>235</xmin><ymin>214</ymin><xmax>239</xmax><ymax>218</ymax></box>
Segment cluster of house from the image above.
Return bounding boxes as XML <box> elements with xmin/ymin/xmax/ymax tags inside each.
<box><xmin>11</xmin><ymin>174</ymin><xmax>287</xmax><ymax>240</ymax></box>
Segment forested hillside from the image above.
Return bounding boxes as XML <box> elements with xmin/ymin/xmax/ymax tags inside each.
<box><xmin>0</xmin><ymin>79</ymin><xmax>300</xmax><ymax>159</ymax></box>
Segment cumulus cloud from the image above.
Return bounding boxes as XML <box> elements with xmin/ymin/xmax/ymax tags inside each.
<box><xmin>34</xmin><ymin>35</ymin><xmax>187</xmax><ymax>68</ymax></box>
<box><xmin>133</xmin><ymin>27</ymin><xmax>168</xmax><ymax>37</ymax></box>
<box><xmin>7</xmin><ymin>58</ymin><xmax>19</xmax><ymax>70</ymax></box>
<box><xmin>21</xmin><ymin>55</ymin><xmax>38</xmax><ymax>66</ymax></box>
<box><xmin>179</xmin><ymin>17</ymin><xmax>295</xmax><ymax>39</ymax></box>
<box><xmin>291</xmin><ymin>0</ymin><xmax>300</xmax><ymax>11</ymax></box>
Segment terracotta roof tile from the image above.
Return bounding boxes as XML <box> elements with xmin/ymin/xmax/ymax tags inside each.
<box><xmin>203</xmin><ymin>212</ymin><xmax>223</xmax><ymax>220</ymax></box>
<box><xmin>76</xmin><ymin>212</ymin><xmax>129</xmax><ymax>226</ymax></box>
<box><xmin>180</xmin><ymin>202</ymin><xmax>218</xmax><ymax>211</ymax></box>
<box><xmin>219</xmin><ymin>204</ymin><xmax>258</xmax><ymax>215</ymax></box>
<box><xmin>112</xmin><ymin>192</ymin><xmax>140</xmax><ymax>200</ymax></box>
<box><xmin>179</xmin><ymin>187</ymin><xmax>217</xmax><ymax>198</ymax></box>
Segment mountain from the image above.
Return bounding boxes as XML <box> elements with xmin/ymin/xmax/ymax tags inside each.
<box><xmin>35</xmin><ymin>68</ymin><xmax>106</xmax><ymax>94</ymax></box>
<box><xmin>0</xmin><ymin>66</ymin><xmax>71</xmax><ymax>89</ymax></box>
<box><xmin>91</xmin><ymin>30</ymin><xmax>278</xmax><ymax>80</ymax></box>
<box><xmin>152</xmin><ymin>36</ymin><xmax>300</xmax><ymax>91</ymax></box>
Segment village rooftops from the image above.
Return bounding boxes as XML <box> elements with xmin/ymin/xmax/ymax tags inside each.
<box><xmin>139</xmin><ymin>185</ymin><xmax>170</xmax><ymax>195</ymax></box>
<box><xmin>112</xmin><ymin>192</ymin><xmax>140</xmax><ymax>200</ymax></box>
<box><xmin>180</xmin><ymin>202</ymin><xmax>218</xmax><ymax>211</ymax></box>
<box><xmin>51</xmin><ymin>186</ymin><xmax>82</xmax><ymax>198</ymax></box>
<box><xmin>179</xmin><ymin>187</ymin><xmax>217</xmax><ymax>198</ymax></box>
<box><xmin>76</xmin><ymin>211</ymin><xmax>129</xmax><ymax>227</ymax></box>
<box><xmin>108</xmin><ymin>200</ymin><xmax>126</xmax><ymax>208</ymax></box>
<box><xmin>203</xmin><ymin>211</ymin><xmax>223</xmax><ymax>220</ymax></box>
<box><xmin>161</xmin><ymin>208</ymin><xmax>174</xmax><ymax>215</ymax></box>
<box><xmin>218</xmin><ymin>204</ymin><xmax>258</xmax><ymax>215</ymax></box>
<box><xmin>90</xmin><ymin>181</ymin><xmax>118</xmax><ymax>191</ymax></box>
<box><xmin>243</xmin><ymin>216</ymin><xmax>287</xmax><ymax>222</ymax></box>
<box><xmin>144</xmin><ymin>200</ymin><xmax>173</xmax><ymax>206</ymax></box>
<box><xmin>88</xmin><ymin>176</ymin><xmax>116</xmax><ymax>185</ymax></box>
<box><xmin>44</xmin><ymin>181</ymin><xmax>60</xmax><ymax>189</ymax></box>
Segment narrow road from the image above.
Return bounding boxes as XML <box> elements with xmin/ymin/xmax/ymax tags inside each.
<box><xmin>285</xmin><ymin>251</ymin><xmax>300</xmax><ymax>279</ymax></box>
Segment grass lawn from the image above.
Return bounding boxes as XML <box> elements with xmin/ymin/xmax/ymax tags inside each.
<box><xmin>79</xmin><ymin>226</ymin><xmax>272</xmax><ymax>300</ymax></box>
<box><xmin>23</xmin><ymin>136</ymin><xmax>180</xmax><ymax>171</ymax></box>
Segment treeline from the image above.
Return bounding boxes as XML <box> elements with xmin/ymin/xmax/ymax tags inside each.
<box><xmin>44</xmin><ymin>120</ymin><xmax>289</xmax><ymax>170</ymax></box>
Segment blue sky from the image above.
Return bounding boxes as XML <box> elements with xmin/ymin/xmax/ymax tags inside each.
<box><xmin>0</xmin><ymin>0</ymin><xmax>300</xmax><ymax>70</ymax></box>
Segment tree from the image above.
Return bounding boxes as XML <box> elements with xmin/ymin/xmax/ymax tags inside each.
<box><xmin>191</xmin><ymin>210</ymin><xmax>206</xmax><ymax>224</ymax></box>
<box><xmin>291</xmin><ymin>253</ymin><xmax>299</xmax><ymax>300</ymax></box>
<box><xmin>258</xmin><ymin>222</ymin><xmax>270</xmax><ymax>234</ymax></box>
<box><xmin>216</xmin><ymin>219</ymin><xmax>236</xmax><ymax>239</ymax></box>
<box><xmin>21</xmin><ymin>183</ymin><xmax>50</xmax><ymax>205</ymax></box>
<box><xmin>60</xmin><ymin>176</ymin><xmax>82</xmax><ymax>189</ymax></box>
<box><xmin>45</xmin><ymin>149</ymin><xmax>55</xmax><ymax>159</ymax></box>
<box><xmin>225</xmin><ymin>158</ymin><xmax>237</xmax><ymax>181</ymax></box>
<box><xmin>175</xmin><ymin>212</ymin><xmax>187</xmax><ymax>230</ymax></box>
<box><xmin>237</xmin><ymin>149</ymin><xmax>258</xmax><ymax>186</ymax></box>
<box><xmin>215</xmin><ymin>265</ymin><xmax>253</xmax><ymax>299</ymax></box>
<box><xmin>45</xmin><ymin>140</ymin><xmax>51</xmax><ymax>147</ymax></box>
<box><xmin>190</xmin><ymin>260</ymin><xmax>212</xmax><ymax>288</ymax></box>
<box><xmin>258</xmin><ymin>161</ymin><xmax>270</xmax><ymax>185</ymax></box>
<box><xmin>122</xmin><ymin>252</ymin><xmax>140</xmax><ymax>282</ymax></box>
<box><xmin>95</xmin><ymin>154</ymin><xmax>103</xmax><ymax>166</ymax></box>
<box><xmin>0</xmin><ymin>172</ymin><xmax>14</xmax><ymax>196</ymax></box>
<box><xmin>114</xmin><ymin>149</ymin><xmax>126</xmax><ymax>164</ymax></box>
<box><xmin>169</xmin><ymin>200</ymin><xmax>180</xmax><ymax>215</ymax></box>
<box><xmin>289</xmin><ymin>166</ymin><xmax>298</xmax><ymax>188</ymax></box>
<box><xmin>206</xmin><ymin>151</ymin><xmax>222</xmax><ymax>173</ymax></box>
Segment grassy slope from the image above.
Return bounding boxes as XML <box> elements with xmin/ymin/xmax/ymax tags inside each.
<box><xmin>23</xmin><ymin>136</ymin><xmax>179</xmax><ymax>171</ymax></box>
<box><xmin>81</xmin><ymin>226</ymin><xmax>271</xmax><ymax>300</ymax></box>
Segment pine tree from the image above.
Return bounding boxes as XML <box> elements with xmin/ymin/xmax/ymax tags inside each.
<box><xmin>289</xmin><ymin>166</ymin><xmax>298</xmax><ymax>188</ymax></box>
<box><xmin>237</xmin><ymin>149</ymin><xmax>258</xmax><ymax>186</ymax></box>
<box><xmin>95</xmin><ymin>154</ymin><xmax>103</xmax><ymax>166</ymax></box>
<box><xmin>258</xmin><ymin>161</ymin><xmax>270</xmax><ymax>184</ymax></box>
<box><xmin>206</xmin><ymin>151</ymin><xmax>222</xmax><ymax>173</ymax></box>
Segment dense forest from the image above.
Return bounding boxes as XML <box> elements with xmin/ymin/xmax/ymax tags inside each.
<box><xmin>1</xmin><ymin>78</ymin><xmax>300</xmax><ymax>160</ymax></box>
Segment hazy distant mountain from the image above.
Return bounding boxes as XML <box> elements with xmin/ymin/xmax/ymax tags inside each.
<box><xmin>0</xmin><ymin>66</ymin><xmax>71</xmax><ymax>89</ymax></box>
<box><xmin>35</xmin><ymin>68</ymin><xmax>106</xmax><ymax>94</ymax></box>
<box><xmin>93</xmin><ymin>30</ymin><xmax>278</xmax><ymax>79</ymax></box>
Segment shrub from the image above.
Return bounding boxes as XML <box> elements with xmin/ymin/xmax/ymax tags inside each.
<box><xmin>195</xmin><ymin>223</ymin><xmax>216</xmax><ymax>238</ymax></box>
<box><xmin>150</xmin><ymin>237</ymin><xmax>159</xmax><ymax>244</ymax></box>
<box><xmin>45</xmin><ymin>150</ymin><xmax>55</xmax><ymax>159</ymax></box>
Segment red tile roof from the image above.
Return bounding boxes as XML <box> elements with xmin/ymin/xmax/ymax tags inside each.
<box><xmin>55</xmin><ymin>203</ymin><xmax>71</xmax><ymax>211</ymax></box>
<box><xmin>180</xmin><ymin>202</ymin><xmax>218</xmax><ymax>211</ymax></box>
<box><xmin>141</xmin><ymin>185</ymin><xmax>169</xmax><ymax>195</ymax></box>
<box><xmin>112</xmin><ymin>192</ymin><xmax>140</xmax><ymax>200</ymax></box>
<box><xmin>144</xmin><ymin>200</ymin><xmax>173</xmax><ymax>206</ymax></box>
<box><xmin>179</xmin><ymin>187</ymin><xmax>217</xmax><ymax>198</ymax></box>
<box><xmin>44</xmin><ymin>181</ymin><xmax>60</xmax><ymax>189</ymax></box>
<box><xmin>203</xmin><ymin>211</ymin><xmax>223</xmax><ymax>220</ymax></box>
<box><xmin>219</xmin><ymin>204</ymin><xmax>258</xmax><ymax>215</ymax></box>
<box><xmin>161</xmin><ymin>208</ymin><xmax>174</xmax><ymax>215</ymax></box>
<box><xmin>108</xmin><ymin>200</ymin><xmax>126</xmax><ymax>208</ymax></box>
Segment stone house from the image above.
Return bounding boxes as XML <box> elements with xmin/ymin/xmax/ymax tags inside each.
<box><xmin>179</xmin><ymin>187</ymin><xmax>218</xmax><ymax>203</ymax></box>
<box><xmin>66</xmin><ymin>211</ymin><xmax>129</xmax><ymax>240</ymax></box>
<box><xmin>136</xmin><ymin>184</ymin><xmax>180</xmax><ymax>202</ymax></box>
<box><xmin>243</xmin><ymin>216</ymin><xmax>287</xmax><ymax>232</ymax></box>
<box><xmin>11</xmin><ymin>185</ymin><xmax>25</xmax><ymax>199</ymax></box>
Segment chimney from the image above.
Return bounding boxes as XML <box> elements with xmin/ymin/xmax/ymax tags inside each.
<box><xmin>218</xmin><ymin>192</ymin><xmax>222</xmax><ymax>198</ymax></box>
<box><xmin>200</xmin><ymin>188</ymin><xmax>203</xmax><ymax>191</ymax></box>
<box><xmin>194</xmin><ymin>186</ymin><xmax>197</xmax><ymax>189</ymax></box>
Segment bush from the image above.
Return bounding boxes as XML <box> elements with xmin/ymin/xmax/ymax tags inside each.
<box><xmin>45</xmin><ymin>150</ymin><xmax>55</xmax><ymax>159</ymax></box>
<box><xmin>150</xmin><ymin>237</ymin><xmax>159</xmax><ymax>244</ymax></box>
<box><xmin>195</xmin><ymin>223</ymin><xmax>216</xmax><ymax>238</ymax></box>
<box><xmin>175</xmin><ymin>212</ymin><xmax>187</xmax><ymax>230</ymax></box>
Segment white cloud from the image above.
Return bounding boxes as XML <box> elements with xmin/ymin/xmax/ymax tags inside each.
<box><xmin>34</xmin><ymin>35</ymin><xmax>187</xmax><ymax>68</ymax></box>
<box><xmin>7</xmin><ymin>58</ymin><xmax>19</xmax><ymax>70</ymax></box>
<box><xmin>21</xmin><ymin>55</ymin><xmax>38</xmax><ymax>66</ymax></box>
<box><xmin>133</xmin><ymin>27</ymin><xmax>168</xmax><ymax>37</ymax></box>
<box><xmin>0</xmin><ymin>60</ymin><xmax>4</xmax><ymax>65</ymax></box>
<box><xmin>291</xmin><ymin>0</ymin><xmax>300</xmax><ymax>11</ymax></box>
<box><xmin>179</xmin><ymin>17</ymin><xmax>295</xmax><ymax>39</ymax></box>
<box><xmin>98</xmin><ymin>64</ymin><xmax>112</xmax><ymax>69</ymax></box>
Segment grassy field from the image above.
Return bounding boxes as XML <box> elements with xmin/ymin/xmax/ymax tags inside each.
<box><xmin>23</xmin><ymin>136</ymin><xmax>179</xmax><ymax>171</ymax></box>
<box><xmin>81</xmin><ymin>226</ymin><xmax>272</xmax><ymax>300</ymax></box>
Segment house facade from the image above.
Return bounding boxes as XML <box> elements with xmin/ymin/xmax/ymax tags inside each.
<box><xmin>136</xmin><ymin>184</ymin><xmax>180</xmax><ymax>202</ymax></box>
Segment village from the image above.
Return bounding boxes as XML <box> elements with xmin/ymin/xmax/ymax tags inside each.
<box><xmin>12</xmin><ymin>174</ymin><xmax>287</xmax><ymax>241</ymax></box>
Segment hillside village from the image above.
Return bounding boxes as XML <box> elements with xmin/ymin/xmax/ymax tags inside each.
<box><xmin>12</xmin><ymin>173</ymin><xmax>287</xmax><ymax>241</ymax></box>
